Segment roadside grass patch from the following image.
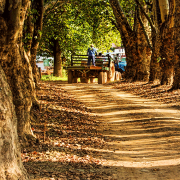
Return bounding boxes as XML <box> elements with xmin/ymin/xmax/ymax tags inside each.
<box><xmin>41</xmin><ymin>75</ymin><xmax>68</xmax><ymax>81</ymax></box>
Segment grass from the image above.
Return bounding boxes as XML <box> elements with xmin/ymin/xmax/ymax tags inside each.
<box><xmin>41</xmin><ymin>74</ymin><xmax>68</xmax><ymax>81</ymax></box>
<box><xmin>41</xmin><ymin>74</ymin><xmax>99</xmax><ymax>83</ymax></box>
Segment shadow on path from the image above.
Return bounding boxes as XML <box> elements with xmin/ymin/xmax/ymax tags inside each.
<box><xmin>61</xmin><ymin>83</ymin><xmax>180</xmax><ymax>180</ymax></box>
<box><xmin>23</xmin><ymin>82</ymin><xmax>180</xmax><ymax>180</ymax></box>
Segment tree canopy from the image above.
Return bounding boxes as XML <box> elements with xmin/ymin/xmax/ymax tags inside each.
<box><xmin>38</xmin><ymin>0</ymin><xmax>122</xmax><ymax>61</ymax></box>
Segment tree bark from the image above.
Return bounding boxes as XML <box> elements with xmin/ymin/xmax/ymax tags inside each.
<box><xmin>136</xmin><ymin>0</ymin><xmax>162</xmax><ymax>83</ymax></box>
<box><xmin>160</xmin><ymin>28</ymin><xmax>174</xmax><ymax>85</ymax></box>
<box><xmin>53</xmin><ymin>39</ymin><xmax>63</xmax><ymax>77</ymax></box>
<box><xmin>24</xmin><ymin>2</ymin><xmax>34</xmax><ymax>57</ymax></box>
<box><xmin>0</xmin><ymin>0</ymin><xmax>36</xmax><ymax>144</ymax></box>
<box><xmin>109</xmin><ymin>0</ymin><xmax>151</xmax><ymax>81</ymax></box>
<box><xmin>149</xmin><ymin>29</ymin><xmax>162</xmax><ymax>82</ymax></box>
<box><xmin>136</xmin><ymin>0</ymin><xmax>174</xmax><ymax>84</ymax></box>
<box><xmin>158</xmin><ymin>0</ymin><xmax>169</xmax><ymax>22</ymax></box>
<box><xmin>159</xmin><ymin>0</ymin><xmax>175</xmax><ymax>85</ymax></box>
<box><xmin>0</xmin><ymin>66</ymin><xmax>28</xmax><ymax>179</ymax></box>
<box><xmin>136</xmin><ymin>6</ymin><xmax>152</xmax><ymax>81</ymax></box>
<box><xmin>172</xmin><ymin>0</ymin><xmax>180</xmax><ymax>89</ymax></box>
<box><xmin>149</xmin><ymin>50</ymin><xmax>161</xmax><ymax>82</ymax></box>
<box><xmin>30</xmin><ymin>0</ymin><xmax>44</xmax><ymax>86</ymax></box>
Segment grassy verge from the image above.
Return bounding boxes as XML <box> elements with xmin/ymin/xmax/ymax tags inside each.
<box><xmin>41</xmin><ymin>74</ymin><xmax>99</xmax><ymax>83</ymax></box>
<box><xmin>41</xmin><ymin>74</ymin><xmax>68</xmax><ymax>81</ymax></box>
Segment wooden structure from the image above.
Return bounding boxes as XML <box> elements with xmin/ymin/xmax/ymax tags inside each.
<box><xmin>63</xmin><ymin>55</ymin><xmax>116</xmax><ymax>84</ymax></box>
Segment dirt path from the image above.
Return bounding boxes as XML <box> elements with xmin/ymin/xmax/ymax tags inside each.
<box><xmin>62</xmin><ymin>83</ymin><xmax>180</xmax><ymax>180</ymax></box>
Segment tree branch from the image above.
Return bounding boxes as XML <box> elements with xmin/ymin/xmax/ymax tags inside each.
<box><xmin>43</xmin><ymin>0</ymin><xmax>69</xmax><ymax>21</ymax></box>
<box><xmin>137</xmin><ymin>7</ymin><xmax>153</xmax><ymax>50</ymax></box>
<box><xmin>134</xmin><ymin>0</ymin><xmax>156</xmax><ymax>33</ymax></box>
<box><xmin>44</xmin><ymin>0</ymin><xmax>62</xmax><ymax>11</ymax></box>
<box><xmin>133</xmin><ymin>5</ymin><xmax>138</xmax><ymax>33</ymax></box>
<box><xmin>109</xmin><ymin>0</ymin><xmax>133</xmax><ymax>38</ymax></box>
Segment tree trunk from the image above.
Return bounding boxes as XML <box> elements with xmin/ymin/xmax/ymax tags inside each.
<box><xmin>149</xmin><ymin>0</ymin><xmax>162</xmax><ymax>83</ymax></box>
<box><xmin>30</xmin><ymin>0</ymin><xmax>44</xmax><ymax>86</ymax></box>
<box><xmin>123</xmin><ymin>39</ymin><xmax>138</xmax><ymax>81</ymax></box>
<box><xmin>149</xmin><ymin>0</ymin><xmax>175</xmax><ymax>85</ymax></box>
<box><xmin>135</xmin><ymin>0</ymin><xmax>174</xmax><ymax>84</ymax></box>
<box><xmin>160</xmin><ymin>28</ymin><xmax>174</xmax><ymax>85</ymax></box>
<box><xmin>0</xmin><ymin>0</ymin><xmax>36</xmax><ymax>144</ymax></box>
<box><xmin>149</xmin><ymin>51</ymin><xmax>161</xmax><ymax>82</ymax></box>
<box><xmin>149</xmin><ymin>22</ymin><xmax>162</xmax><ymax>82</ymax></box>
<box><xmin>158</xmin><ymin>0</ymin><xmax>169</xmax><ymax>22</ymax></box>
<box><xmin>172</xmin><ymin>61</ymin><xmax>180</xmax><ymax>89</ymax></box>
<box><xmin>109</xmin><ymin>0</ymin><xmax>136</xmax><ymax>81</ymax></box>
<box><xmin>110</xmin><ymin>0</ymin><xmax>151</xmax><ymax>82</ymax></box>
<box><xmin>136</xmin><ymin>6</ymin><xmax>152</xmax><ymax>81</ymax></box>
<box><xmin>159</xmin><ymin>0</ymin><xmax>174</xmax><ymax>85</ymax></box>
<box><xmin>53</xmin><ymin>39</ymin><xmax>62</xmax><ymax>77</ymax></box>
<box><xmin>24</xmin><ymin>2</ymin><xmax>34</xmax><ymax>57</ymax></box>
<box><xmin>0</xmin><ymin>66</ymin><xmax>28</xmax><ymax>179</ymax></box>
<box><xmin>172</xmin><ymin>0</ymin><xmax>180</xmax><ymax>89</ymax></box>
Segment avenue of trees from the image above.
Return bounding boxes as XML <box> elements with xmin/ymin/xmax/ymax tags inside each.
<box><xmin>0</xmin><ymin>0</ymin><xmax>180</xmax><ymax>179</ymax></box>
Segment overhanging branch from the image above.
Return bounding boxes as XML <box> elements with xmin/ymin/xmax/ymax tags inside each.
<box><xmin>109</xmin><ymin>0</ymin><xmax>133</xmax><ymax>38</ymax></box>
<box><xmin>134</xmin><ymin>0</ymin><xmax>156</xmax><ymax>33</ymax></box>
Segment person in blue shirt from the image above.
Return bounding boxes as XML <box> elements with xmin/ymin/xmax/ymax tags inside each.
<box><xmin>87</xmin><ymin>44</ymin><xmax>97</xmax><ymax>66</ymax></box>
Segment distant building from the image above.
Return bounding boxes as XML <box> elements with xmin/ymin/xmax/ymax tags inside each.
<box><xmin>36</xmin><ymin>60</ymin><xmax>45</xmax><ymax>70</ymax></box>
<box><xmin>111</xmin><ymin>43</ymin><xmax>126</xmax><ymax>57</ymax></box>
<box><xmin>114</xmin><ymin>47</ymin><xmax>126</xmax><ymax>57</ymax></box>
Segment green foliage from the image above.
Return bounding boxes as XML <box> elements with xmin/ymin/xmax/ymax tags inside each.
<box><xmin>41</xmin><ymin>69</ymin><xmax>68</xmax><ymax>81</ymax></box>
<box><xmin>23</xmin><ymin>33</ymin><xmax>32</xmax><ymax>43</ymax></box>
<box><xmin>38</xmin><ymin>0</ymin><xmax>122</xmax><ymax>62</ymax></box>
<box><xmin>119</xmin><ymin>0</ymin><xmax>136</xmax><ymax>28</ymax></box>
<box><xmin>157</xmin><ymin>56</ymin><xmax>161</xmax><ymax>62</ymax></box>
<box><xmin>41</xmin><ymin>74</ymin><xmax>68</xmax><ymax>81</ymax></box>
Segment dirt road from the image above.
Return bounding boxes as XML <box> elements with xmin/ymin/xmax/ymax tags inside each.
<box><xmin>62</xmin><ymin>83</ymin><xmax>180</xmax><ymax>180</ymax></box>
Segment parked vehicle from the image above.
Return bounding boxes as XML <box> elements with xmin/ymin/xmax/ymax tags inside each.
<box><xmin>107</xmin><ymin>52</ymin><xmax>127</xmax><ymax>80</ymax></box>
<box><xmin>63</xmin><ymin>54</ymin><xmax>116</xmax><ymax>84</ymax></box>
<box><xmin>114</xmin><ymin>57</ymin><xmax>126</xmax><ymax>73</ymax></box>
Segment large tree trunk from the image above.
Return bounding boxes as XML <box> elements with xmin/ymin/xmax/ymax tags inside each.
<box><xmin>0</xmin><ymin>0</ymin><xmax>36</xmax><ymax>144</ymax></box>
<box><xmin>149</xmin><ymin>0</ymin><xmax>174</xmax><ymax>84</ymax></box>
<box><xmin>160</xmin><ymin>29</ymin><xmax>174</xmax><ymax>85</ymax></box>
<box><xmin>159</xmin><ymin>0</ymin><xmax>174</xmax><ymax>85</ymax></box>
<box><xmin>148</xmin><ymin>0</ymin><xmax>162</xmax><ymax>83</ymax></box>
<box><xmin>110</xmin><ymin>0</ymin><xmax>151</xmax><ymax>81</ymax></box>
<box><xmin>109</xmin><ymin>0</ymin><xmax>137</xmax><ymax>81</ymax></box>
<box><xmin>135</xmin><ymin>6</ymin><xmax>152</xmax><ymax>81</ymax></box>
<box><xmin>172</xmin><ymin>0</ymin><xmax>180</xmax><ymax>89</ymax></box>
<box><xmin>0</xmin><ymin>66</ymin><xmax>28</xmax><ymax>179</ymax></box>
<box><xmin>149</xmin><ymin>53</ymin><xmax>161</xmax><ymax>82</ymax></box>
<box><xmin>123</xmin><ymin>38</ymin><xmax>138</xmax><ymax>81</ymax></box>
<box><xmin>149</xmin><ymin>30</ymin><xmax>161</xmax><ymax>82</ymax></box>
<box><xmin>53</xmin><ymin>39</ymin><xmax>63</xmax><ymax>77</ymax></box>
<box><xmin>172</xmin><ymin>60</ymin><xmax>180</xmax><ymax>89</ymax></box>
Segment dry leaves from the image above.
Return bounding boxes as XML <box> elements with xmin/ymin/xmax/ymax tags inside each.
<box><xmin>110</xmin><ymin>80</ymin><xmax>180</xmax><ymax>107</ymax></box>
<box><xmin>22</xmin><ymin>81</ymin><xmax>110</xmax><ymax>180</ymax></box>
<box><xmin>22</xmin><ymin>80</ymin><xmax>180</xmax><ymax>179</ymax></box>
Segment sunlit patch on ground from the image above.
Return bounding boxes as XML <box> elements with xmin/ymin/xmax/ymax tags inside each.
<box><xmin>110</xmin><ymin>80</ymin><xmax>180</xmax><ymax>106</ymax></box>
<box><xmin>23</xmin><ymin>80</ymin><xmax>180</xmax><ymax>180</ymax></box>
<box><xmin>23</xmin><ymin>81</ymin><xmax>112</xmax><ymax>179</ymax></box>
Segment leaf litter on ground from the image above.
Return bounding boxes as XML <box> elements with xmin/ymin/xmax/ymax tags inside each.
<box><xmin>22</xmin><ymin>81</ymin><xmax>110</xmax><ymax>180</ymax></box>
<box><xmin>22</xmin><ymin>80</ymin><xmax>180</xmax><ymax>179</ymax></box>
<box><xmin>108</xmin><ymin>80</ymin><xmax>180</xmax><ymax>108</ymax></box>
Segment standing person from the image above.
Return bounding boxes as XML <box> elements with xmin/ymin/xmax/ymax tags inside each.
<box><xmin>87</xmin><ymin>44</ymin><xmax>97</xmax><ymax>66</ymax></box>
